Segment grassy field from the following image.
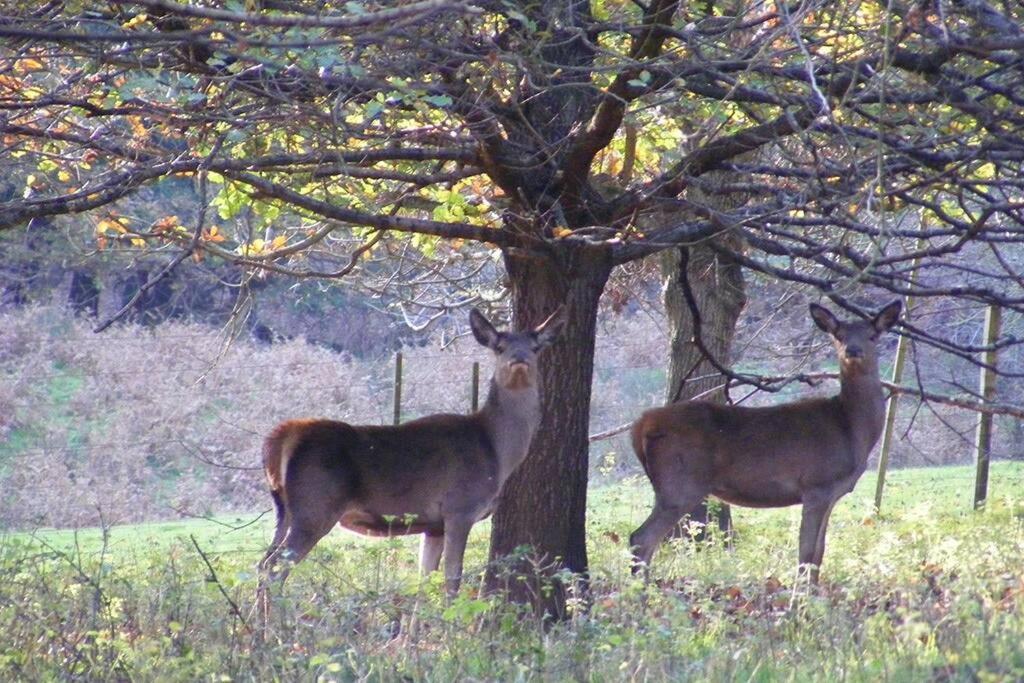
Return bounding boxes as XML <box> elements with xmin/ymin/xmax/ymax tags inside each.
<box><xmin>1</xmin><ymin>462</ymin><xmax>1022</xmax><ymax>681</ymax></box>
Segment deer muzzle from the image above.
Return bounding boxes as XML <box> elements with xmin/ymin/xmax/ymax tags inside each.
<box><xmin>502</xmin><ymin>362</ymin><xmax>533</xmax><ymax>389</ymax></box>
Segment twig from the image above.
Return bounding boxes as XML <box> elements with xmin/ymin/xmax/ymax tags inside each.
<box><xmin>590</xmin><ymin>383</ymin><xmax>727</xmax><ymax>442</ymax></box>
<box><xmin>588</xmin><ymin>422</ymin><xmax>632</xmax><ymax>442</ymax></box>
<box><xmin>727</xmin><ymin>370</ymin><xmax>1024</xmax><ymax>420</ymax></box>
<box><xmin>168</xmin><ymin>506</ymin><xmax>270</xmax><ymax>532</ymax></box>
<box><xmin>175</xmin><ymin>439</ymin><xmax>263</xmax><ymax>471</ymax></box>
<box><xmin>678</xmin><ymin>247</ymin><xmax>778</xmax><ymax>393</ymax></box>
<box><xmin>93</xmin><ymin>170</ymin><xmax>212</xmax><ymax>333</ymax></box>
<box><xmin>189</xmin><ymin>534</ymin><xmax>252</xmax><ymax>635</ymax></box>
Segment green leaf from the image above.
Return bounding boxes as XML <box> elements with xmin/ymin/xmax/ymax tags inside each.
<box><xmin>424</xmin><ymin>94</ymin><xmax>453</xmax><ymax>108</ymax></box>
<box><xmin>364</xmin><ymin>100</ymin><xmax>385</xmax><ymax>122</ymax></box>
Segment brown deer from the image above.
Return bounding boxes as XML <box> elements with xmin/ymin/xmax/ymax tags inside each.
<box><xmin>257</xmin><ymin>307</ymin><xmax>564</xmax><ymax>601</ymax></box>
<box><xmin>629</xmin><ymin>301</ymin><xmax>901</xmax><ymax>583</ymax></box>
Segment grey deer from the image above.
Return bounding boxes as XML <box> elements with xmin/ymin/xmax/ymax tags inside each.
<box><xmin>257</xmin><ymin>306</ymin><xmax>565</xmax><ymax>602</ymax></box>
<box><xmin>629</xmin><ymin>301</ymin><xmax>901</xmax><ymax>582</ymax></box>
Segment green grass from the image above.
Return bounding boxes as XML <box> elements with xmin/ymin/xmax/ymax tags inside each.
<box><xmin>2</xmin><ymin>462</ymin><xmax>1023</xmax><ymax>681</ymax></box>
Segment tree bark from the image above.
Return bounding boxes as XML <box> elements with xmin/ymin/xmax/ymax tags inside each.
<box><xmin>487</xmin><ymin>241</ymin><xmax>612</xmax><ymax>619</ymax></box>
<box><xmin>660</xmin><ymin>169</ymin><xmax>748</xmax><ymax>541</ymax></box>
<box><xmin>662</xmin><ymin>244</ymin><xmax>746</xmax><ymax>405</ymax></box>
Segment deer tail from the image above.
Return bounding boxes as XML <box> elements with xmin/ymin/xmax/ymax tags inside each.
<box><xmin>631</xmin><ymin>416</ymin><xmax>653</xmax><ymax>479</ymax></box>
<box><xmin>263</xmin><ymin>422</ymin><xmax>303</xmax><ymax>506</ymax></box>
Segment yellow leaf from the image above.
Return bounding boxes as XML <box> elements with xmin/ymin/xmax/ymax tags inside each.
<box><xmin>97</xmin><ymin>218</ymin><xmax>128</xmax><ymax>234</ymax></box>
<box><xmin>122</xmin><ymin>13</ymin><xmax>148</xmax><ymax>29</ymax></box>
<box><xmin>153</xmin><ymin>215</ymin><xmax>180</xmax><ymax>232</ymax></box>
<box><xmin>202</xmin><ymin>226</ymin><xmax>226</xmax><ymax>243</ymax></box>
<box><xmin>57</xmin><ymin>170</ymin><xmax>71</xmax><ymax>182</ymax></box>
<box><xmin>271</xmin><ymin>235</ymin><xmax>287</xmax><ymax>249</ymax></box>
<box><xmin>128</xmin><ymin>117</ymin><xmax>148</xmax><ymax>139</ymax></box>
<box><xmin>130</xmin><ymin>237</ymin><xmax>146</xmax><ymax>247</ymax></box>
<box><xmin>553</xmin><ymin>227</ymin><xmax>573</xmax><ymax>238</ymax></box>
<box><xmin>16</xmin><ymin>58</ymin><xmax>44</xmax><ymax>72</ymax></box>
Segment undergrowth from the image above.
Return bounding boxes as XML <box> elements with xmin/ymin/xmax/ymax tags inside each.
<box><xmin>1</xmin><ymin>463</ymin><xmax>1022</xmax><ymax>681</ymax></box>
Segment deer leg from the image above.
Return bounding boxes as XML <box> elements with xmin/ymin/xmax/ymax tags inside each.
<box><xmin>256</xmin><ymin>491</ymin><xmax>293</xmax><ymax>622</ymax></box>
<box><xmin>419</xmin><ymin>529</ymin><xmax>444</xmax><ymax>575</ymax></box>
<box><xmin>629</xmin><ymin>492</ymin><xmax>703</xmax><ymax>573</ymax></box>
<box><xmin>258</xmin><ymin>489</ymin><xmax>291</xmax><ymax>573</ymax></box>
<box><xmin>441</xmin><ymin>517</ymin><xmax>474</xmax><ymax>596</ymax></box>
<box><xmin>256</xmin><ymin>513</ymin><xmax>334</xmax><ymax>625</ymax></box>
<box><xmin>811</xmin><ymin>499</ymin><xmax>840</xmax><ymax>574</ymax></box>
<box><xmin>264</xmin><ymin>516</ymin><xmax>335</xmax><ymax>583</ymax></box>
<box><xmin>798</xmin><ymin>494</ymin><xmax>833</xmax><ymax>584</ymax></box>
<box><xmin>261</xmin><ymin>455</ymin><xmax>350</xmax><ymax>585</ymax></box>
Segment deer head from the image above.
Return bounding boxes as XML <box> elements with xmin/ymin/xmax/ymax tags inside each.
<box><xmin>469</xmin><ymin>307</ymin><xmax>566</xmax><ymax>390</ymax></box>
<box><xmin>809</xmin><ymin>300</ymin><xmax>902</xmax><ymax>373</ymax></box>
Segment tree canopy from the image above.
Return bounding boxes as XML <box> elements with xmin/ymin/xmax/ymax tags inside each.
<box><xmin>3</xmin><ymin>1</ymin><xmax>1022</xmax><ymax>307</ymax></box>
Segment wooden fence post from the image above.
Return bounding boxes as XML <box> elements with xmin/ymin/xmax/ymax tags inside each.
<box><xmin>874</xmin><ymin>329</ymin><xmax>911</xmax><ymax>513</ymax></box>
<box><xmin>874</xmin><ymin>241</ymin><xmax>925</xmax><ymax>513</ymax></box>
<box><xmin>973</xmin><ymin>304</ymin><xmax>1001</xmax><ymax>510</ymax></box>
<box><xmin>471</xmin><ymin>361</ymin><xmax>480</xmax><ymax>412</ymax></box>
<box><xmin>393</xmin><ymin>351</ymin><xmax>403</xmax><ymax>425</ymax></box>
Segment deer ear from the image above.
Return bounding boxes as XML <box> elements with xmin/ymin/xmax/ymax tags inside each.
<box><xmin>469</xmin><ymin>308</ymin><xmax>501</xmax><ymax>349</ymax></box>
<box><xmin>809</xmin><ymin>303</ymin><xmax>840</xmax><ymax>336</ymax></box>
<box><xmin>873</xmin><ymin>300</ymin><xmax>902</xmax><ymax>333</ymax></box>
<box><xmin>533</xmin><ymin>305</ymin><xmax>566</xmax><ymax>348</ymax></box>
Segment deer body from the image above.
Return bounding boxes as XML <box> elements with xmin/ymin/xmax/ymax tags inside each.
<box><xmin>630</xmin><ymin>301</ymin><xmax>901</xmax><ymax>582</ymax></box>
<box><xmin>258</xmin><ymin>308</ymin><xmax>563</xmax><ymax>601</ymax></box>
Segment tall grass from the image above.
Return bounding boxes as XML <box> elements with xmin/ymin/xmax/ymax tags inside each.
<box><xmin>1</xmin><ymin>463</ymin><xmax>1022</xmax><ymax>681</ymax></box>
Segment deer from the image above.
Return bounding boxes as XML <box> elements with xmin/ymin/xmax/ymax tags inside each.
<box><xmin>256</xmin><ymin>306</ymin><xmax>565</xmax><ymax>606</ymax></box>
<box><xmin>629</xmin><ymin>300</ymin><xmax>902</xmax><ymax>583</ymax></box>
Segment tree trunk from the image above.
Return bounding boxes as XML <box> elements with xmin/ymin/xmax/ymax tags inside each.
<box><xmin>487</xmin><ymin>241</ymin><xmax>612</xmax><ymax>619</ymax></box>
<box><xmin>660</xmin><ymin>169</ymin><xmax>749</xmax><ymax>541</ymax></box>
<box><xmin>662</xmin><ymin>244</ymin><xmax>746</xmax><ymax>405</ymax></box>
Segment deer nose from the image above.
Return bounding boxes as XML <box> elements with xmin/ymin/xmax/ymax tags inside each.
<box><xmin>846</xmin><ymin>345</ymin><xmax>864</xmax><ymax>359</ymax></box>
<box><xmin>510</xmin><ymin>351</ymin><xmax>530</xmax><ymax>365</ymax></box>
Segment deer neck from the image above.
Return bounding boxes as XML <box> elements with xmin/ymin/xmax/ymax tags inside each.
<box><xmin>837</xmin><ymin>362</ymin><xmax>886</xmax><ymax>457</ymax></box>
<box><xmin>478</xmin><ymin>377</ymin><xmax>541</xmax><ymax>485</ymax></box>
